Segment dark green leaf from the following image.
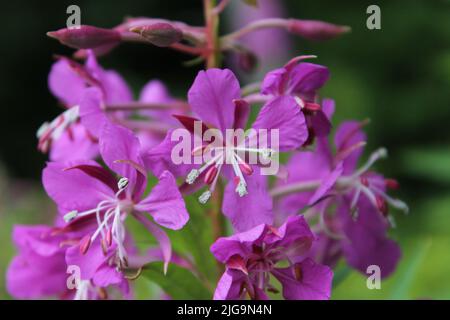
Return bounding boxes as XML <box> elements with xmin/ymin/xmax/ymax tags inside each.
<box><xmin>141</xmin><ymin>262</ymin><xmax>212</xmax><ymax>299</ymax></box>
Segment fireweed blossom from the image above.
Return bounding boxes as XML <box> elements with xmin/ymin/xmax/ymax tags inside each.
<box><xmin>43</xmin><ymin>122</ymin><xmax>189</xmax><ymax>276</ymax></box>
<box><xmin>6</xmin><ymin>223</ymin><xmax>132</xmax><ymax>299</ymax></box>
<box><xmin>272</xmin><ymin>101</ymin><xmax>408</xmax><ymax>276</ymax></box>
<box><xmin>38</xmin><ymin>50</ymin><xmax>187</xmax><ymax>161</ymax></box>
<box><xmin>146</xmin><ymin>68</ymin><xmax>308</xmax><ymax>231</ymax></box>
<box><xmin>258</xmin><ymin>56</ymin><xmax>332</xmax><ymax>145</ymax></box>
<box><xmin>211</xmin><ymin>215</ymin><xmax>333</xmax><ymax>300</ymax></box>
<box><xmin>7</xmin><ymin>0</ymin><xmax>411</xmax><ymax>301</ymax></box>
<box><xmin>38</xmin><ymin>51</ymin><xmax>132</xmax><ymax>160</ymax></box>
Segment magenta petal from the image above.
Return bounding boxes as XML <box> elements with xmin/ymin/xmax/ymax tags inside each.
<box><xmin>213</xmin><ymin>269</ymin><xmax>246</xmax><ymax>300</ymax></box>
<box><xmin>265</xmin><ymin>216</ymin><xmax>315</xmax><ymax>256</ymax></box>
<box><xmin>310</xmin><ymin>110</ymin><xmax>332</xmax><ymax>137</ymax></box>
<box><xmin>49</xmin><ymin>123</ymin><xmax>99</xmax><ymax>162</ymax></box>
<box><xmin>277</xmin><ymin>148</ymin><xmax>332</xmax><ymax>215</ymax></box>
<box><xmin>132</xmin><ymin>212</ymin><xmax>172</xmax><ymax>273</ymax></box>
<box><xmin>188</xmin><ymin>68</ymin><xmax>240</xmax><ymax>133</ymax></box>
<box><xmin>84</xmin><ymin>52</ymin><xmax>132</xmax><ymax>104</ymax></box>
<box><xmin>251</xmin><ymin>96</ymin><xmax>308</xmax><ymax>151</ymax></box>
<box><xmin>143</xmin><ymin>130</ymin><xmax>196</xmax><ymax>177</ymax></box>
<box><xmin>139</xmin><ymin>79</ymin><xmax>172</xmax><ymax>104</ymax></box>
<box><xmin>48</xmin><ymin>59</ymin><xmax>87</xmax><ymax>106</ymax></box>
<box><xmin>102</xmin><ymin>70</ymin><xmax>133</xmax><ymax>104</ymax></box>
<box><xmin>210</xmin><ymin>224</ymin><xmax>267</xmax><ymax>263</ymax></box>
<box><xmin>92</xmin><ymin>262</ymin><xmax>125</xmax><ymax>287</ymax></box>
<box><xmin>289</xmin><ymin>62</ymin><xmax>329</xmax><ymax>94</ymax></box>
<box><xmin>261</xmin><ymin>67</ymin><xmax>287</xmax><ymax>95</ymax></box>
<box><xmin>7</xmin><ymin>252</ymin><xmax>67</xmax><ymax>299</ymax></box>
<box><xmin>271</xmin><ymin>258</ymin><xmax>333</xmax><ymax>300</ymax></box>
<box><xmin>99</xmin><ymin>122</ymin><xmax>147</xmax><ymax>199</ymax></box>
<box><xmin>12</xmin><ymin>225</ymin><xmax>62</xmax><ymax>257</ymax></box>
<box><xmin>136</xmin><ymin>171</ymin><xmax>189</xmax><ymax>230</ymax></box>
<box><xmin>222</xmin><ymin>173</ymin><xmax>273</xmax><ymax>232</ymax></box>
<box><xmin>43</xmin><ymin>160</ymin><xmax>114</xmax><ymax>213</ymax></box>
<box><xmin>79</xmin><ymin>87</ymin><xmax>108</xmax><ymax>138</ymax></box>
<box><xmin>340</xmin><ymin>199</ymin><xmax>401</xmax><ymax>278</ymax></box>
<box><xmin>65</xmin><ymin>240</ymin><xmax>106</xmax><ymax>281</ymax></box>
<box><xmin>322</xmin><ymin>98</ymin><xmax>335</xmax><ymax>120</ymax></box>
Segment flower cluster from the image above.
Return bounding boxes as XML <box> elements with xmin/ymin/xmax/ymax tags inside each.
<box><xmin>7</xmin><ymin>1</ymin><xmax>407</xmax><ymax>300</ymax></box>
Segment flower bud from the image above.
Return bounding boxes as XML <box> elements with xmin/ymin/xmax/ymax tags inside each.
<box><xmin>47</xmin><ymin>25</ymin><xmax>121</xmax><ymax>49</ymax></box>
<box><xmin>130</xmin><ymin>23</ymin><xmax>183</xmax><ymax>47</ymax></box>
<box><xmin>287</xmin><ymin>19</ymin><xmax>350</xmax><ymax>41</ymax></box>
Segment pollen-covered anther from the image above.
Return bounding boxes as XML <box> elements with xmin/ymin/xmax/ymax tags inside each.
<box><xmin>63</xmin><ymin>210</ymin><xmax>78</xmax><ymax>223</ymax></box>
<box><xmin>235</xmin><ymin>180</ymin><xmax>248</xmax><ymax>197</ymax></box>
<box><xmin>186</xmin><ymin>169</ymin><xmax>200</xmax><ymax>184</ymax></box>
<box><xmin>198</xmin><ymin>190</ymin><xmax>212</xmax><ymax>204</ymax></box>
<box><xmin>260</xmin><ymin>148</ymin><xmax>274</xmax><ymax>161</ymax></box>
<box><xmin>117</xmin><ymin>177</ymin><xmax>129</xmax><ymax>190</ymax></box>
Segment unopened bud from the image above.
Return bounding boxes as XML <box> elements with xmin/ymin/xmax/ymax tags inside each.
<box><xmin>47</xmin><ymin>25</ymin><xmax>121</xmax><ymax>49</ymax></box>
<box><xmin>287</xmin><ymin>19</ymin><xmax>350</xmax><ymax>41</ymax></box>
<box><xmin>130</xmin><ymin>23</ymin><xmax>183</xmax><ymax>47</ymax></box>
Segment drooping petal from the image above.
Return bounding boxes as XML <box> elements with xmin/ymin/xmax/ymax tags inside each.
<box><xmin>251</xmin><ymin>96</ymin><xmax>308</xmax><ymax>151</ymax></box>
<box><xmin>48</xmin><ymin>59</ymin><xmax>87</xmax><ymax>107</ymax></box>
<box><xmin>132</xmin><ymin>212</ymin><xmax>172</xmax><ymax>274</ymax></box>
<box><xmin>188</xmin><ymin>68</ymin><xmax>240</xmax><ymax>133</ymax></box>
<box><xmin>135</xmin><ymin>171</ymin><xmax>189</xmax><ymax>230</ymax></box>
<box><xmin>309</xmin><ymin>110</ymin><xmax>332</xmax><ymax>137</ymax></box>
<box><xmin>271</xmin><ymin>258</ymin><xmax>333</xmax><ymax>300</ymax></box>
<box><xmin>222</xmin><ymin>172</ymin><xmax>273</xmax><ymax>232</ymax></box>
<box><xmin>43</xmin><ymin>160</ymin><xmax>115</xmax><ymax>213</ymax></box>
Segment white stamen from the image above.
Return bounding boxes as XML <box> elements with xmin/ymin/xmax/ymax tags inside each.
<box><xmin>198</xmin><ymin>190</ymin><xmax>212</xmax><ymax>204</ymax></box>
<box><xmin>186</xmin><ymin>169</ymin><xmax>200</xmax><ymax>184</ymax></box>
<box><xmin>353</xmin><ymin>147</ymin><xmax>388</xmax><ymax>178</ymax></box>
<box><xmin>371</xmin><ymin>186</ymin><xmax>409</xmax><ymax>214</ymax></box>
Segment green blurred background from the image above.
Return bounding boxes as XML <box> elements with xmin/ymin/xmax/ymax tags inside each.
<box><xmin>0</xmin><ymin>0</ymin><xmax>449</xmax><ymax>299</ymax></box>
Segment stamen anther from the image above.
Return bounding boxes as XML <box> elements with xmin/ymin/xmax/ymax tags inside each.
<box><xmin>79</xmin><ymin>235</ymin><xmax>92</xmax><ymax>255</ymax></box>
<box><xmin>118</xmin><ymin>177</ymin><xmax>129</xmax><ymax>190</ymax></box>
<box><xmin>198</xmin><ymin>190</ymin><xmax>212</xmax><ymax>204</ymax></box>
<box><xmin>64</xmin><ymin>210</ymin><xmax>78</xmax><ymax>223</ymax></box>
<box><xmin>186</xmin><ymin>169</ymin><xmax>200</xmax><ymax>184</ymax></box>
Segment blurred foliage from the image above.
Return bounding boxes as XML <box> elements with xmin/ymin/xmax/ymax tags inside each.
<box><xmin>1</xmin><ymin>0</ymin><xmax>449</xmax><ymax>299</ymax></box>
